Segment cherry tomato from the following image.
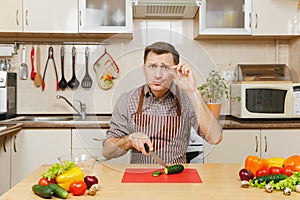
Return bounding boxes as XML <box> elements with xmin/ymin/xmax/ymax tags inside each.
<box><xmin>255</xmin><ymin>168</ymin><xmax>270</xmax><ymax>178</ymax></box>
<box><xmin>269</xmin><ymin>166</ymin><xmax>283</xmax><ymax>175</ymax></box>
<box><xmin>283</xmin><ymin>166</ymin><xmax>295</xmax><ymax>177</ymax></box>
<box><xmin>38</xmin><ymin>177</ymin><xmax>56</xmax><ymax>186</ymax></box>
<box><xmin>69</xmin><ymin>180</ymin><xmax>87</xmax><ymax>196</ymax></box>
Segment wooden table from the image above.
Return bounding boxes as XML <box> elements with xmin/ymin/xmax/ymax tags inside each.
<box><xmin>1</xmin><ymin>163</ymin><xmax>299</xmax><ymax>200</ymax></box>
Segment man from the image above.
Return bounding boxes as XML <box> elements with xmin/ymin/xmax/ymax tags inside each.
<box><xmin>102</xmin><ymin>42</ymin><xmax>223</xmax><ymax>164</ymax></box>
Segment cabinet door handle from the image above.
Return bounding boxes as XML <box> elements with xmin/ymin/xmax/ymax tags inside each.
<box><xmin>79</xmin><ymin>10</ymin><xmax>82</xmax><ymax>26</ymax></box>
<box><xmin>255</xmin><ymin>13</ymin><xmax>258</xmax><ymax>29</ymax></box>
<box><xmin>264</xmin><ymin>135</ymin><xmax>267</xmax><ymax>152</ymax></box>
<box><xmin>13</xmin><ymin>135</ymin><xmax>17</xmax><ymax>152</ymax></box>
<box><xmin>3</xmin><ymin>135</ymin><xmax>7</xmax><ymax>153</ymax></box>
<box><xmin>92</xmin><ymin>138</ymin><xmax>104</xmax><ymax>142</ymax></box>
<box><xmin>16</xmin><ymin>9</ymin><xmax>19</xmax><ymax>26</ymax></box>
<box><xmin>255</xmin><ymin>135</ymin><xmax>258</xmax><ymax>152</ymax></box>
<box><xmin>249</xmin><ymin>13</ymin><xmax>252</xmax><ymax>28</ymax></box>
<box><xmin>25</xmin><ymin>10</ymin><xmax>29</xmax><ymax>26</ymax></box>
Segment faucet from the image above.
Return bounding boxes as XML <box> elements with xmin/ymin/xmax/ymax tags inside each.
<box><xmin>56</xmin><ymin>95</ymin><xmax>86</xmax><ymax>120</ymax></box>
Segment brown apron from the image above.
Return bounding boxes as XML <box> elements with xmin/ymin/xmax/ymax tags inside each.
<box><xmin>130</xmin><ymin>86</ymin><xmax>189</xmax><ymax>164</ymax></box>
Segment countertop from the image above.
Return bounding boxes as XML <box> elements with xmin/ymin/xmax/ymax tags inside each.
<box><xmin>1</xmin><ymin>163</ymin><xmax>299</xmax><ymax>200</ymax></box>
<box><xmin>2</xmin><ymin>115</ymin><xmax>300</xmax><ymax>137</ymax></box>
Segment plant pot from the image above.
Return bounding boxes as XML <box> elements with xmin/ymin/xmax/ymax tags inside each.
<box><xmin>207</xmin><ymin>103</ymin><xmax>221</xmax><ymax>119</ymax></box>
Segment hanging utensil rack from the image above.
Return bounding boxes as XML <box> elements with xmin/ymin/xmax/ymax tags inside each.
<box><xmin>0</xmin><ymin>41</ymin><xmax>110</xmax><ymax>53</ymax></box>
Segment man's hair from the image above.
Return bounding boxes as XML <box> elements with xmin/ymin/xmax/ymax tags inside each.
<box><xmin>144</xmin><ymin>42</ymin><xmax>179</xmax><ymax>65</ymax></box>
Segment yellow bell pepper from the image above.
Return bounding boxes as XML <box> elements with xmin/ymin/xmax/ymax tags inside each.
<box><xmin>267</xmin><ymin>157</ymin><xmax>286</xmax><ymax>168</ymax></box>
<box><xmin>56</xmin><ymin>166</ymin><xmax>84</xmax><ymax>191</ymax></box>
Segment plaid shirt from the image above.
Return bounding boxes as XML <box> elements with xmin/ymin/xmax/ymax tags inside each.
<box><xmin>106</xmin><ymin>82</ymin><xmax>201</xmax><ymax>163</ymax></box>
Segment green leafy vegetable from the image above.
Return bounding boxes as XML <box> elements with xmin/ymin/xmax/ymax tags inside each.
<box><xmin>41</xmin><ymin>161</ymin><xmax>75</xmax><ymax>181</ymax></box>
<box><xmin>249</xmin><ymin>172</ymin><xmax>300</xmax><ymax>191</ymax></box>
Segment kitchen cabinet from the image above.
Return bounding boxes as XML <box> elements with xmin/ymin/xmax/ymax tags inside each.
<box><xmin>72</xmin><ymin>128</ymin><xmax>130</xmax><ymax>164</ymax></box>
<box><xmin>204</xmin><ymin>129</ymin><xmax>300</xmax><ymax>164</ymax></box>
<box><xmin>0</xmin><ymin>0</ymin><xmax>77</xmax><ymax>33</ymax></box>
<box><xmin>204</xmin><ymin>129</ymin><xmax>260</xmax><ymax>164</ymax></box>
<box><xmin>195</xmin><ymin>0</ymin><xmax>252</xmax><ymax>36</ymax></box>
<box><xmin>195</xmin><ymin>0</ymin><xmax>300</xmax><ymax>38</ymax></box>
<box><xmin>251</xmin><ymin>0</ymin><xmax>300</xmax><ymax>35</ymax></box>
<box><xmin>23</xmin><ymin>0</ymin><xmax>78</xmax><ymax>33</ymax></box>
<box><xmin>0</xmin><ymin>134</ymin><xmax>11</xmax><ymax>196</ymax></box>
<box><xmin>78</xmin><ymin>0</ymin><xmax>132</xmax><ymax>34</ymax></box>
<box><xmin>0</xmin><ymin>0</ymin><xmax>22</xmax><ymax>32</ymax></box>
<box><xmin>10</xmin><ymin>129</ymin><xmax>71</xmax><ymax>187</ymax></box>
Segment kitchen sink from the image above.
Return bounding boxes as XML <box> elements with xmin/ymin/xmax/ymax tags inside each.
<box><xmin>13</xmin><ymin>116</ymin><xmax>80</xmax><ymax>122</ymax></box>
<box><xmin>7</xmin><ymin>115</ymin><xmax>111</xmax><ymax>124</ymax></box>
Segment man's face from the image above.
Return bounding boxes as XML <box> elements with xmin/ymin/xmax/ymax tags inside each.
<box><xmin>143</xmin><ymin>51</ymin><xmax>175</xmax><ymax>97</ymax></box>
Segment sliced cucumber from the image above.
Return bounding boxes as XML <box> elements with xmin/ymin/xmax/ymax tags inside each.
<box><xmin>152</xmin><ymin>171</ymin><xmax>163</xmax><ymax>177</ymax></box>
<box><xmin>164</xmin><ymin>164</ymin><xmax>184</xmax><ymax>175</ymax></box>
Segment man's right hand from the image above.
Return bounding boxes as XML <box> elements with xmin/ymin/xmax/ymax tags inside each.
<box><xmin>128</xmin><ymin>132</ymin><xmax>153</xmax><ymax>155</ymax></box>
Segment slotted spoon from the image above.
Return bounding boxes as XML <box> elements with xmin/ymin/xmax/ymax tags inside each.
<box><xmin>81</xmin><ymin>47</ymin><xmax>93</xmax><ymax>88</ymax></box>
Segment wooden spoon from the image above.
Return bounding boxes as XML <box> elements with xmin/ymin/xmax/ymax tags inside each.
<box><xmin>34</xmin><ymin>47</ymin><xmax>43</xmax><ymax>87</ymax></box>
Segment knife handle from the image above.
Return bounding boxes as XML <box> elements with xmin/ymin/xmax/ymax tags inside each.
<box><xmin>144</xmin><ymin>143</ymin><xmax>150</xmax><ymax>153</ymax></box>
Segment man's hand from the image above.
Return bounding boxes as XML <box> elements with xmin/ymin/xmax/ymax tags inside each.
<box><xmin>170</xmin><ymin>64</ymin><xmax>197</xmax><ymax>93</ymax></box>
<box><xmin>129</xmin><ymin>132</ymin><xmax>153</xmax><ymax>155</ymax></box>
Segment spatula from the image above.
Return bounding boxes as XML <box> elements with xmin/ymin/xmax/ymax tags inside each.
<box><xmin>81</xmin><ymin>47</ymin><xmax>93</xmax><ymax>88</ymax></box>
<box><xmin>34</xmin><ymin>47</ymin><xmax>43</xmax><ymax>87</ymax></box>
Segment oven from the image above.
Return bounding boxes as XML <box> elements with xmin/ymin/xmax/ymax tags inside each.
<box><xmin>187</xmin><ymin>128</ymin><xmax>204</xmax><ymax>163</ymax></box>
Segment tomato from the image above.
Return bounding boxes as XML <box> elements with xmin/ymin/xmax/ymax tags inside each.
<box><xmin>38</xmin><ymin>177</ymin><xmax>56</xmax><ymax>186</ymax></box>
<box><xmin>255</xmin><ymin>168</ymin><xmax>270</xmax><ymax>178</ymax></box>
<box><xmin>69</xmin><ymin>180</ymin><xmax>87</xmax><ymax>196</ymax></box>
<box><xmin>269</xmin><ymin>166</ymin><xmax>283</xmax><ymax>175</ymax></box>
<box><xmin>283</xmin><ymin>166</ymin><xmax>295</xmax><ymax>177</ymax></box>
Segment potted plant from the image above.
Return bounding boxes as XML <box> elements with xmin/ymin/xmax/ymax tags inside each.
<box><xmin>198</xmin><ymin>70</ymin><xmax>240</xmax><ymax>119</ymax></box>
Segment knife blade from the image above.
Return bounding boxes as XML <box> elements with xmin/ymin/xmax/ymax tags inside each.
<box><xmin>144</xmin><ymin>143</ymin><xmax>167</xmax><ymax>167</ymax></box>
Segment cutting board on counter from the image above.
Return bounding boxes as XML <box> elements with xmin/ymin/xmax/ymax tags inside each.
<box><xmin>121</xmin><ymin>168</ymin><xmax>202</xmax><ymax>183</ymax></box>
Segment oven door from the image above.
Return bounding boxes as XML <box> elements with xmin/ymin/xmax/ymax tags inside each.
<box><xmin>187</xmin><ymin>128</ymin><xmax>203</xmax><ymax>163</ymax></box>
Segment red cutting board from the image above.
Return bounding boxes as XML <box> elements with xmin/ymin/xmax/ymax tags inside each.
<box><xmin>121</xmin><ymin>168</ymin><xmax>202</xmax><ymax>183</ymax></box>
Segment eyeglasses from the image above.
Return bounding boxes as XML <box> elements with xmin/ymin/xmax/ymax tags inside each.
<box><xmin>145</xmin><ymin>64</ymin><xmax>171</xmax><ymax>72</ymax></box>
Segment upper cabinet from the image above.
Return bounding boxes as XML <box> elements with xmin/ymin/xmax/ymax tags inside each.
<box><xmin>0</xmin><ymin>0</ymin><xmax>22</xmax><ymax>32</ymax></box>
<box><xmin>78</xmin><ymin>0</ymin><xmax>133</xmax><ymax>34</ymax></box>
<box><xmin>0</xmin><ymin>0</ymin><xmax>78</xmax><ymax>33</ymax></box>
<box><xmin>23</xmin><ymin>0</ymin><xmax>78</xmax><ymax>33</ymax></box>
<box><xmin>252</xmin><ymin>0</ymin><xmax>300</xmax><ymax>35</ymax></box>
<box><xmin>195</xmin><ymin>0</ymin><xmax>300</xmax><ymax>39</ymax></box>
<box><xmin>195</xmin><ymin>0</ymin><xmax>252</xmax><ymax>36</ymax></box>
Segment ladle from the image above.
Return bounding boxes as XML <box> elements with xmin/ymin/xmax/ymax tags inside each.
<box><xmin>67</xmin><ymin>46</ymin><xmax>80</xmax><ymax>89</ymax></box>
<box><xmin>58</xmin><ymin>46</ymin><xmax>68</xmax><ymax>90</ymax></box>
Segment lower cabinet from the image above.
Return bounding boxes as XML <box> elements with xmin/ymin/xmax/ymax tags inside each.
<box><xmin>71</xmin><ymin>128</ymin><xmax>130</xmax><ymax>164</ymax></box>
<box><xmin>10</xmin><ymin>129</ymin><xmax>71</xmax><ymax>187</ymax></box>
<box><xmin>204</xmin><ymin>129</ymin><xmax>300</xmax><ymax>164</ymax></box>
<box><xmin>0</xmin><ymin>134</ymin><xmax>11</xmax><ymax>196</ymax></box>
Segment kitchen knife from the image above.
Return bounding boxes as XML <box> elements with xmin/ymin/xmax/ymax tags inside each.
<box><xmin>144</xmin><ymin>143</ymin><xmax>167</xmax><ymax>167</ymax></box>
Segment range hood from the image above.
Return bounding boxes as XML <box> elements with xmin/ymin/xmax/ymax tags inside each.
<box><xmin>133</xmin><ymin>0</ymin><xmax>200</xmax><ymax>19</ymax></box>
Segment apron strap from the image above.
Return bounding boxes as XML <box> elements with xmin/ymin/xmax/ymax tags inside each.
<box><xmin>137</xmin><ymin>85</ymin><xmax>181</xmax><ymax>116</ymax></box>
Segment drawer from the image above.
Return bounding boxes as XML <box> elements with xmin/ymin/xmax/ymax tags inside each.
<box><xmin>72</xmin><ymin>128</ymin><xmax>107</xmax><ymax>149</ymax></box>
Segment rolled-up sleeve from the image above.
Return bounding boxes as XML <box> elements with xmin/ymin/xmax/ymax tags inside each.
<box><xmin>106</xmin><ymin>92</ymin><xmax>132</xmax><ymax>139</ymax></box>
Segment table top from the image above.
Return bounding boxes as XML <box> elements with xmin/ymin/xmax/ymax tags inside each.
<box><xmin>1</xmin><ymin>163</ymin><xmax>300</xmax><ymax>200</ymax></box>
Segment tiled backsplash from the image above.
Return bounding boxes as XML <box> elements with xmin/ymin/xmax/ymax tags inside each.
<box><xmin>7</xmin><ymin>19</ymin><xmax>300</xmax><ymax>115</ymax></box>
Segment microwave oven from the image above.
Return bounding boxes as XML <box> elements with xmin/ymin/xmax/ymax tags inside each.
<box><xmin>230</xmin><ymin>82</ymin><xmax>300</xmax><ymax>119</ymax></box>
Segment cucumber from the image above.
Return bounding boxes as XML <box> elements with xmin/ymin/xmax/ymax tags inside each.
<box><xmin>152</xmin><ymin>171</ymin><xmax>163</xmax><ymax>177</ymax></box>
<box><xmin>253</xmin><ymin>174</ymin><xmax>288</xmax><ymax>184</ymax></box>
<box><xmin>32</xmin><ymin>184</ymin><xmax>53</xmax><ymax>199</ymax></box>
<box><xmin>48</xmin><ymin>184</ymin><xmax>68</xmax><ymax>199</ymax></box>
<box><xmin>164</xmin><ymin>164</ymin><xmax>184</xmax><ymax>175</ymax></box>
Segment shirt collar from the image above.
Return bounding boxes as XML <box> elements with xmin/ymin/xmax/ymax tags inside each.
<box><xmin>144</xmin><ymin>81</ymin><xmax>177</xmax><ymax>98</ymax></box>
